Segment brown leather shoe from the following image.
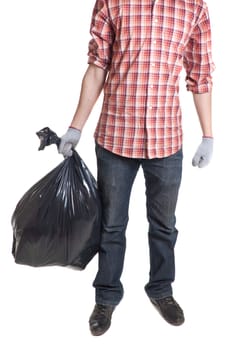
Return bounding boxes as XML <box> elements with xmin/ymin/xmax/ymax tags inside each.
<box><xmin>150</xmin><ymin>296</ymin><xmax>185</xmax><ymax>326</ymax></box>
<box><xmin>89</xmin><ymin>304</ymin><xmax>115</xmax><ymax>336</ymax></box>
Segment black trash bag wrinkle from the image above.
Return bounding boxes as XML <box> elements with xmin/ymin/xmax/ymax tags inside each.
<box><xmin>11</xmin><ymin>127</ymin><xmax>101</xmax><ymax>269</ymax></box>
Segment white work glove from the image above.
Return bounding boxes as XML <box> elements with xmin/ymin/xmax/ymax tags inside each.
<box><xmin>192</xmin><ymin>137</ymin><xmax>213</xmax><ymax>168</ymax></box>
<box><xmin>58</xmin><ymin>127</ymin><xmax>81</xmax><ymax>157</ymax></box>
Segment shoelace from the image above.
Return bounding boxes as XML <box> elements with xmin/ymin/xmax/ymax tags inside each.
<box><xmin>159</xmin><ymin>297</ymin><xmax>183</xmax><ymax>313</ymax></box>
<box><xmin>163</xmin><ymin>296</ymin><xmax>177</xmax><ymax>304</ymax></box>
<box><xmin>95</xmin><ymin>304</ymin><xmax>114</xmax><ymax>318</ymax></box>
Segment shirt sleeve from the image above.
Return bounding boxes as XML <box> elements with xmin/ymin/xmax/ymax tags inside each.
<box><xmin>87</xmin><ymin>0</ymin><xmax>114</xmax><ymax>71</ymax></box>
<box><xmin>183</xmin><ymin>3</ymin><xmax>215</xmax><ymax>93</ymax></box>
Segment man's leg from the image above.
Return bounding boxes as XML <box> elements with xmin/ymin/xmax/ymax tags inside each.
<box><xmin>142</xmin><ymin>148</ymin><xmax>184</xmax><ymax>325</ymax></box>
<box><xmin>89</xmin><ymin>144</ymin><xmax>139</xmax><ymax>335</ymax></box>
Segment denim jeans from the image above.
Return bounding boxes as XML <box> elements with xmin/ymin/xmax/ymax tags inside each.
<box><xmin>93</xmin><ymin>144</ymin><xmax>183</xmax><ymax>306</ymax></box>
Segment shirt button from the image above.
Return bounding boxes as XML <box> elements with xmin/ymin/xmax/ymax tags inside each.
<box><xmin>152</xmin><ymin>63</ymin><xmax>156</xmax><ymax>67</ymax></box>
<box><xmin>154</xmin><ymin>19</ymin><xmax>158</xmax><ymax>23</ymax></box>
<box><xmin>153</xmin><ymin>40</ymin><xmax>157</xmax><ymax>44</ymax></box>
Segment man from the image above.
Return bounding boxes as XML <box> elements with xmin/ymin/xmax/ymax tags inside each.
<box><xmin>59</xmin><ymin>0</ymin><xmax>215</xmax><ymax>336</ymax></box>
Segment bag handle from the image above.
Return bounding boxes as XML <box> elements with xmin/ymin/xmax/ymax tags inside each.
<box><xmin>36</xmin><ymin>127</ymin><xmax>61</xmax><ymax>151</ymax></box>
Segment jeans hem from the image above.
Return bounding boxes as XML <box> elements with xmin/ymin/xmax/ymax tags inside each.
<box><xmin>146</xmin><ymin>292</ymin><xmax>173</xmax><ymax>300</ymax></box>
<box><xmin>95</xmin><ymin>298</ymin><xmax>121</xmax><ymax>307</ymax></box>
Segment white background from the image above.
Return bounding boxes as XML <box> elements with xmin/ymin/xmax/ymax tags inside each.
<box><xmin>0</xmin><ymin>0</ymin><xmax>248</xmax><ymax>349</ymax></box>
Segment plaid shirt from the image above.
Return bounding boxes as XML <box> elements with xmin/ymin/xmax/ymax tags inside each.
<box><xmin>88</xmin><ymin>0</ymin><xmax>215</xmax><ymax>159</ymax></box>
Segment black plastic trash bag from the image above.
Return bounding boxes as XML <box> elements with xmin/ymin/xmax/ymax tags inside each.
<box><xmin>11</xmin><ymin>127</ymin><xmax>101</xmax><ymax>269</ymax></box>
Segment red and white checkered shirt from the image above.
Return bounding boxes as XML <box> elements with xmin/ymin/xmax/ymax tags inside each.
<box><xmin>88</xmin><ymin>0</ymin><xmax>215</xmax><ymax>159</ymax></box>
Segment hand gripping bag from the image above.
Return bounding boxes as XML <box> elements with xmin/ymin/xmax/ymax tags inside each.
<box><xmin>11</xmin><ymin>127</ymin><xmax>101</xmax><ymax>269</ymax></box>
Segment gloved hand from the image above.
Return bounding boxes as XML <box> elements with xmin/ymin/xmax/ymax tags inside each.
<box><xmin>58</xmin><ymin>127</ymin><xmax>81</xmax><ymax>157</ymax></box>
<box><xmin>192</xmin><ymin>137</ymin><xmax>213</xmax><ymax>168</ymax></box>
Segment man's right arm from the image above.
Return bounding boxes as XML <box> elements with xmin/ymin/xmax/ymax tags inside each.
<box><xmin>59</xmin><ymin>0</ymin><xmax>113</xmax><ymax>157</ymax></box>
<box><xmin>70</xmin><ymin>64</ymin><xmax>108</xmax><ymax>131</ymax></box>
<box><xmin>58</xmin><ymin>64</ymin><xmax>107</xmax><ymax>157</ymax></box>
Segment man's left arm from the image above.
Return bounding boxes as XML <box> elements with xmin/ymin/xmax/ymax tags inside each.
<box><xmin>192</xmin><ymin>92</ymin><xmax>213</xmax><ymax>168</ymax></box>
<box><xmin>183</xmin><ymin>3</ymin><xmax>215</xmax><ymax>168</ymax></box>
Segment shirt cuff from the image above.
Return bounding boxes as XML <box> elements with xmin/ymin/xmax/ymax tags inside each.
<box><xmin>186</xmin><ymin>80</ymin><xmax>213</xmax><ymax>94</ymax></box>
<box><xmin>87</xmin><ymin>56</ymin><xmax>109</xmax><ymax>71</ymax></box>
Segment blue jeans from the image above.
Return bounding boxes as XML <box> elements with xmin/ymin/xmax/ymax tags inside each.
<box><xmin>93</xmin><ymin>144</ymin><xmax>183</xmax><ymax>306</ymax></box>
